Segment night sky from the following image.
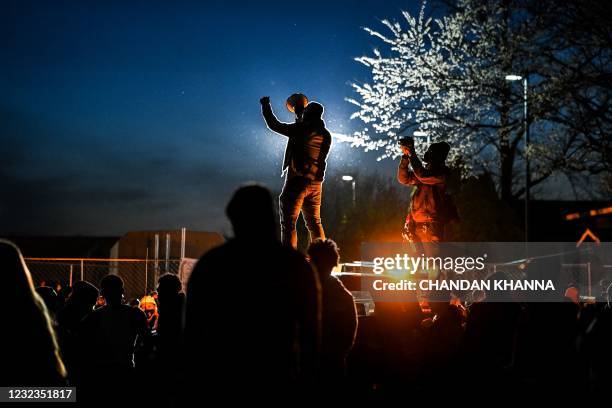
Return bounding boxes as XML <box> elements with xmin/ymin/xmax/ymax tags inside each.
<box><xmin>1</xmin><ymin>0</ymin><xmax>422</xmax><ymax>236</ymax></box>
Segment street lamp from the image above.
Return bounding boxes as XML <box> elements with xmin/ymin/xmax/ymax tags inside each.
<box><xmin>342</xmin><ymin>175</ymin><xmax>356</xmax><ymax>206</ymax></box>
<box><xmin>505</xmin><ymin>74</ymin><xmax>530</xmax><ymax>242</ymax></box>
<box><xmin>413</xmin><ymin>130</ymin><xmax>431</xmax><ymax>145</ymax></box>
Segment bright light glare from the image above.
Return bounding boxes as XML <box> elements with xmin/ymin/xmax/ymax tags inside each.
<box><xmin>342</xmin><ymin>175</ymin><xmax>354</xmax><ymax>181</ymax></box>
<box><xmin>331</xmin><ymin>132</ymin><xmax>359</xmax><ymax>143</ymax></box>
<box><xmin>413</xmin><ymin>130</ymin><xmax>428</xmax><ymax>137</ymax></box>
<box><xmin>505</xmin><ymin>74</ymin><xmax>523</xmax><ymax>81</ymax></box>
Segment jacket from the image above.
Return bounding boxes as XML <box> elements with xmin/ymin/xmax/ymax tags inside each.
<box><xmin>262</xmin><ymin>103</ymin><xmax>332</xmax><ymax>181</ymax></box>
<box><xmin>397</xmin><ymin>154</ymin><xmax>449</xmax><ymax>223</ymax></box>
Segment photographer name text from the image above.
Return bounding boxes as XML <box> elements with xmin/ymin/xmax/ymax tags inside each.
<box><xmin>372</xmin><ymin>279</ymin><xmax>556</xmax><ymax>292</ymax></box>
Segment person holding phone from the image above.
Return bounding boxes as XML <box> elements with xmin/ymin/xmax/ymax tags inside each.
<box><xmin>397</xmin><ymin>137</ymin><xmax>453</xmax><ymax>243</ymax></box>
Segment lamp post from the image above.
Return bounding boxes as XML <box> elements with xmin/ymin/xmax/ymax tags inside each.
<box><xmin>413</xmin><ymin>130</ymin><xmax>431</xmax><ymax>145</ymax></box>
<box><xmin>342</xmin><ymin>175</ymin><xmax>356</xmax><ymax>207</ymax></box>
<box><xmin>505</xmin><ymin>74</ymin><xmax>530</xmax><ymax>242</ymax></box>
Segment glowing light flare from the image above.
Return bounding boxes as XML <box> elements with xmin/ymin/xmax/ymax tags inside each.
<box><xmin>331</xmin><ymin>132</ymin><xmax>361</xmax><ymax>144</ymax></box>
<box><xmin>591</xmin><ymin>206</ymin><xmax>612</xmax><ymax>216</ymax></box>
<box><xmin>565</xmin><ymin>206</ymin><xmax>612</xmax><ymax>221</ymax></box>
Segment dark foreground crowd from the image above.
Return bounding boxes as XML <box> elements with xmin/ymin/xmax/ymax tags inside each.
<box><xmin>2</xmin><ymin>185</ymin><xmax>612</xmax><ymax>404</ymax></box>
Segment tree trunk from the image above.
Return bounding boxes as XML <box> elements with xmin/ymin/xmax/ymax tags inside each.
<box><xmin>500</xmin><ymin>142</ymin><xmax>515</xmax><ymax>203</ymax></box>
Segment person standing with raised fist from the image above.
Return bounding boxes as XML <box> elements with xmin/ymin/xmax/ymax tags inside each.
<box><xmin>260</xmin><ymin>95</ymin><xmax>332</xmax><ymax>249</ymax></box>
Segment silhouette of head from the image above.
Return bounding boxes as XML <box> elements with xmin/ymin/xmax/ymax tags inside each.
<box><xmin>70</xmin><ymin>280</ymin><xmax>99</xmax><ymax>308</ymax></box>
<box><xmin>226</xmin><ymin>183</ymin><xmax>277</xmax><ymax>240</ymax></box>
<box><xmin>157</xmin><ymin>273</ymin><xmax>182</xmax><ymax>300</ymax></box>
<box><xmin>424</xmin><ymin>141</ymin><xmax>450</xmax><ymax>166</ymax></box>
<box><xmin>307</xmin><ymin>238</ymin><xmax>339</xmax><ymax>277</ymax></box>
<box><xmin>303</xmin><ymin>101</ymin><xmax>324</xmax><ymax>122</ymax></box>
<box><xmin>100</xmin><ymin>274</ymin><xmax>124</xmax><ymax>305</ymax></box>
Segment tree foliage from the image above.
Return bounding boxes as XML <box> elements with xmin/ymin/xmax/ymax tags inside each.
<box><xmin>348</xmin><ymin>0</ymin><xmax>611</xmax><ymax>202</ymax></box>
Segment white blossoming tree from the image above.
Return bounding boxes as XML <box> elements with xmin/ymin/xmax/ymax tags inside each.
<box><xmin>348</xmin><ymin>0</ymin><xmax>611</xmax><ymax>202</ymax></box>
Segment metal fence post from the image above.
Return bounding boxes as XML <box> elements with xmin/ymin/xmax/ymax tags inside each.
<box><xmin>154</xmin><ymin>234</ymin><xmax>160</xmax><ymax>289</ymax></box>
<box><xmin>165</xmin><ymin>233</ymin><xmax>170</xmax><ymax>274</ymax></box>
<box><xmin>180</xmin><ymin>227</ymin><xmax>186</xmax><ymax>261</ymax></box>
<box><xmin>145</xmin><ymin>248</ymin><xmax>149</xmax><ymax>296</ymax></box>
<box><xmin>587</xmin><ymin>262</ymin><xmax>592</xmax><ymax>297</ymax></box>
<box><xmin>80</xmin><ymin>259</ymin><xmax>84</xmax><ymax>281</ymax></box>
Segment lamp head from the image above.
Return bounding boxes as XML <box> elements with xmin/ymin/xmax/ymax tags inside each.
<box><xmin>505</xmin><ymin>74</ymin><xmax>523</xmax><ymax>81</ymax></box>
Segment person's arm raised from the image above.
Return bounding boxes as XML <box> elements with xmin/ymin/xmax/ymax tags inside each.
<box><xmin>408</xmin><ymin>154</ymin><xmax>446</xmax><ymax>185</ymax></box>
<box><xmin>260</xmin><ymin>96</ymin><xmax>293</xmax><ymax>137</ymax></box>
<box><xmin>398</xmin><ymin>145</ymin><xmax>418</xmax><ymax>185</ymax></box>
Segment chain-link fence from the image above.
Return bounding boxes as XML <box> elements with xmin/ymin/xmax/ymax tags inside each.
<box><xmin>24</xmin><ymin>257</ymin><xmax>612</xmax><ymax>304</ymax></box>
<box><xmin>25</xmin><ymin>258</ymin><xmax>188</xmax><ymax>301</ymax></box>
<box><xmin>561</xmin><ymin>263</ymin><xmax>612</xmax><ymax>300</ymax></box>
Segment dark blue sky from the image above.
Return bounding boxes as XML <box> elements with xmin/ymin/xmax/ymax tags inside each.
<box><xmin>1</xmin><ymin>0</ymin><xmax>422</xmax><ymax>236</ymax></box>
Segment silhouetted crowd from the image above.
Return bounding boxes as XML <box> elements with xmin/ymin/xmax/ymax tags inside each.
<box><xmin>2</xmin><ymin>184</ymin><xmax>612</xmax><ymax>404</ymax></box>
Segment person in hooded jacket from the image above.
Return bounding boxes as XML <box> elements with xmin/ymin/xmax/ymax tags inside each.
<box><xmin>260</xmin><ymin>96</ymin><xmax>332</xmax><ymax>249</ymax></box>
<box><xmin>182</xmin><ymin>184</ymin><xmax>321</xmax><ymax>403</ymax></box>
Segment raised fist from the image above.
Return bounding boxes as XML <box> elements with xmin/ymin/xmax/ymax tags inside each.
<box><xmin>260</xmin><ymin>96</ymin><xmax>270</xmax><ymax>105</ymax></box>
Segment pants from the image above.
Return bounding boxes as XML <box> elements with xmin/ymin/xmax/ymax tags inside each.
<box><xmin>403</xmin><ymin>217</ymin><xmax>447</xmax><ymax>310</ymax></box>
<box><xmin>279</xmin><ymin>176</ymin><xmax>325</xmax><ymax>248</ymax></box>
<box><xmin>402</xmin><ymin>217</ymin><xmax>444</xmax><ymax>244</ymax></box>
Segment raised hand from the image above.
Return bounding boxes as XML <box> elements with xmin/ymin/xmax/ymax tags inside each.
<box><xmin>401</xmin><ymin>145</ymin><xmax>412</xmax><ymax>156</ymax></box>
<box><xmin>260</xmin><ymin>96</ymin><xmax>270</xmax><ymax>105</ymax></box>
